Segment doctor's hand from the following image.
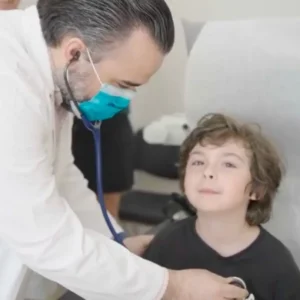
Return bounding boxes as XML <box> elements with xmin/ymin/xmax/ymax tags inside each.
<box><xmin>163</xmin><ymin>269</ymin><xmax>248</xmax><ymax>300</ymax></box>
<box><xmin>0</xmin><ymin>0</ymin><xmax>20</xmax><ymax>10</ymax></box>
<box><xmin>123</xmin><ymin>235</ymin><xmax>154</xmax><ymax>256</ymax></box>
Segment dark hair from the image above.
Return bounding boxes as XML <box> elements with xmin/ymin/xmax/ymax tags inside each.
<box><xmin>179</xmin><ymin>113</ymin><xmax>285</xmax><ymax>226</ymax></box>
<box><xmin>37</xmin><ymin>0</ymin><xmax>174</xmax><ymax>55</ymax></box>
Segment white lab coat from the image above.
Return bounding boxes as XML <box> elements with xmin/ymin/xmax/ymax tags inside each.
<box><xmin>0</xmin><ymin>6</ymin><xmax>168</xmax><ymax>300</ymax></box>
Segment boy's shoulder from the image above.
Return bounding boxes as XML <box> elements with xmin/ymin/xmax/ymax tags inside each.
<box><xmin>152</xmin><ymin>217</ymin><xmax>196</xmax><ymax>243</ymax></box>
<box><xmin>258</xmin><ymin>228</ymin><xmax>300</xmax><ymax>297</ymax></box>
<box><xmin>143</xmin><ymin>217</ymin><xmax>196</xmax><ymax>262</ymax></box>
<box><xmin>260</xmin><ymin>227</ymin><xmax>295</xmax><ymax>257</ymax></box>
<box><xmin>259</xmin><ymin>227</ymin><xmax>300</xmax><ymax>274</ymax></box>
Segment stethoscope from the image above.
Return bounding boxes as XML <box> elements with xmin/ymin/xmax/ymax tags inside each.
<box><xmin>62</xmin><ymin>52</ymin><xmax>125</xmax><ymax>245</ymax></box>
<box><xmin>230</xmin><ymin>277</ymin><xmax>254</xmax><ymax>300</ymax></box>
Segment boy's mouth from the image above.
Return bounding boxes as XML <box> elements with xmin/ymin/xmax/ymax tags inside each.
<box><xmin>198</xmin><ymin>188</ymin><xmax>220</xmax><ymax>194</ymax></box>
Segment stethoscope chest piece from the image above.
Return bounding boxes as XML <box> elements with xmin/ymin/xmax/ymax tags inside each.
<box><xmin>230</xmin><ymin>277</ymin><xmax>255</xmax><ymax>300</ymax></box>
<box><xmin>230</xmin><ymin>277</ymin><xmax>247</xmax><ymax>289</ymax></box>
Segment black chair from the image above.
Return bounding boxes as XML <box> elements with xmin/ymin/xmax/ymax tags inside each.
<box><xmin>119</xmin><ymin>191</ymin><xmax>195</xmax><ymax>234</ymax></box>
<box><xmin>134</xmin><ymin>129</ymin><xmax>180</xmax><ymax>179</ymax></box>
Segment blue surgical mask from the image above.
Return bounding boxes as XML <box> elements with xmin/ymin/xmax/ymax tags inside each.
<box><xmin>77</xmin><ymin>49</ymin><xmax>136</xmax><ymax>121</ymax></box>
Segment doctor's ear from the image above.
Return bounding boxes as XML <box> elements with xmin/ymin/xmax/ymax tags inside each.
<box><xmin>71</xmin><ymin>50</ymin><xmax>81</xmax><ymax>61</ymax></box>
<box><xmin>62</xmin><ymin>37</ymin><xmax>85</xmax><ymax>63</ymax></box>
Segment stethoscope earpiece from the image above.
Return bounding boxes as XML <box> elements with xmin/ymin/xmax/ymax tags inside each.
<box><xmin>71</xmin><ymin>50</ymin><xmax>81</xmax><ymax>62</ymax></box>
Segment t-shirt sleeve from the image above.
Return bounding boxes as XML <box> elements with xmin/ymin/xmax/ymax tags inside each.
<box><xmin>273</xmin><ymin>250</ymin><xmax>300</xmax><ymax>299</ymax></box>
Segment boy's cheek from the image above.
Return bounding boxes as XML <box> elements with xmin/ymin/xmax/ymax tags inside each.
<box><xmin>183</xmin><ymin>172</ymin><xmax>196</xmax><ymax>191</ymax></box>
<box><xmin>184</xmin><ymin>176</ymin><xmax>198</xmax><ymax>200</ymax></box>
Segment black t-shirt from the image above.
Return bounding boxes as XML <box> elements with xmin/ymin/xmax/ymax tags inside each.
<box><xmin>143</xmin><ymin>217</ymin><xmax>300</xmax><ymax>300</ymax></box>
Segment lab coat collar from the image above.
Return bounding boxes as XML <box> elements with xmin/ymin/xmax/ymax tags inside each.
<box><xmin>21</xmin><ymin>6</ymin><xmax>57</xmax><ymax>102</ymax></box>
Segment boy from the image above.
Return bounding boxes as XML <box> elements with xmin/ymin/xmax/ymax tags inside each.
<box><xmin>143</xmin><ymin>113</ymin><xmax>300</xmax><ymax>299</ymax></box>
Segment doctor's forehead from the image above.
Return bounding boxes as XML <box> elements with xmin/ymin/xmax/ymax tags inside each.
<box><xmin>96</xmin><ymin>29</ymin><xmax>165</xmax><ymax>85</ymax></box>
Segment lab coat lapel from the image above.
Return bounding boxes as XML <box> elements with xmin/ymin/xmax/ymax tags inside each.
<box><xmin>22</xmin><ymin>6</ymin><xmax>57</xmax><ymax>165</ymax></box>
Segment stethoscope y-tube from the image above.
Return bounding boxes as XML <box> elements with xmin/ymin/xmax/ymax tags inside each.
<box><xmin>62</xmin><ymin>55</ymin><xmax>125</xmax><ymax>245</ymax></box>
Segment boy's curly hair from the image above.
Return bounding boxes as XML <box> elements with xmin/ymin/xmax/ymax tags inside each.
<box><xmin>179</xmin><ymin>113</ymin><xmax>285</xmax><ymax>226</ymax></box>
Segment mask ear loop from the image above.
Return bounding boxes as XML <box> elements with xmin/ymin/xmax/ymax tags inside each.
<box><xmin>85</xmin><ymin>48</ymin><xmax>102</xmax><ymax>85</ymax></box>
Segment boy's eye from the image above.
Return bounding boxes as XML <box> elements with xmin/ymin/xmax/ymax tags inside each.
<box><xmin>224</xmin><ymin>162</ymin><xmax>236</xmax><ymax>168</ymax></box>
<box><xmin>191</xmin><ymin>160</ymin><xmax>204</xmax><ymax>166</ymax></box>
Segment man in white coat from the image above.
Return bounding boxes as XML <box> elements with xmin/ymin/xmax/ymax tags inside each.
<box><xmin>0</xmin><ymin>1</ymin><xmax>248</xmax><ymax>299</ymax></box>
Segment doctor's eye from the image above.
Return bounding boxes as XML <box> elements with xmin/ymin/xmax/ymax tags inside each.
<box><xmin>117</xmin><ymin>83</ymin><xmax>129</xmax><ymax>89</ymax></box>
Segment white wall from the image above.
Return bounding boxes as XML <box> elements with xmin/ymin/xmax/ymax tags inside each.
<box><xmin>20</xmin><ymin>0</ymin><xmax>300</xmax><ymax>18</ymax></box>
<box><xmin>168</xmin><ymin>0</ymin><xmax>300</xmax><ymax>21</ymax></box>
<box><xmin>19</xmin><ymin>0</ymin><xmax>36</xmax><ymax>8</ymax></box>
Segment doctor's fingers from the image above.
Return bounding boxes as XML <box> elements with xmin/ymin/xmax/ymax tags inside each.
<box><xmin>221</xmin><ymin>283</ymin><xmax>248</xmax><ymax>300</ymax></box>
<box><xmin>0</xmin><ymin>0</ymin><xmax>20</xmax><ymax>10</ymax></box>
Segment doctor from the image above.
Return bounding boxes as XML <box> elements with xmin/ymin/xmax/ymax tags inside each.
<box><xmin>0</xmin><ymin>0</ymin><xmax>248</xmax><ymax>299</ymax></box>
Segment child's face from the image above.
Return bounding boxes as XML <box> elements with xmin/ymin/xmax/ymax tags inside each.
<box><xmin>184</xmin><ymin>139</ymin><xmax>255</xmax><ymax>214</ymax></box>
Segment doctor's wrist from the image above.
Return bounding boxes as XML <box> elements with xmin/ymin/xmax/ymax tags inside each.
<box><xmin>162</xmin><ymin>269</ymin><xmax>180</xmax><ymax>300</ymax></box>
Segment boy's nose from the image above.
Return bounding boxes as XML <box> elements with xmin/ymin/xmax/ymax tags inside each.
<box><xmin>204</xmin><ymin>173</ymin><xmax>214</xmax><ymax>179</ymax></box>
<box><xmin>203</xmin><ymin>166</ymin><xmax>216</xmax><ymax>179</ymax></box>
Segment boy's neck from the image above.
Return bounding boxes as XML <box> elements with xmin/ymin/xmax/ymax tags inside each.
<box><xmin>195</xmin><ymin>210</ymin><xmax>260</xmax><ymax>257</ymax></box>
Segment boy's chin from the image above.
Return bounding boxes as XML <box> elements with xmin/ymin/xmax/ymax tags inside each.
<box><xmin>195</xmin><ymin>207</ymin><xmax>228</xmax><ymax>214</ymax></box>
<box><xmin>189</xmin><ymin>196</ymin><xmax>245</xmax><ymax>214</ymax></box>
<box><xmin>192</xmin><ymin>202</ymin><xmax>236</xmax><ymax>214</ymax></box>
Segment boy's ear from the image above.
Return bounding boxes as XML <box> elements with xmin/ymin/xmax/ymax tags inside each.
<box><xmin>249</xmin><ymin>192</ymin><xmax>258</xmax><ymax>201</ymax></box>
<box><xmin>246</xmin><ymin>183</ymin><xmax>259</xmax><ymax>201</ymax></box>
<box><xmin>248</xmin><ymin>182</ymin><xmax>266</xmax><ymax>202</ymax></box>
<box><xmin>251</xmin><ymin>184</ymin><xmax>268</xmax><ymax>201</ymax></box>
